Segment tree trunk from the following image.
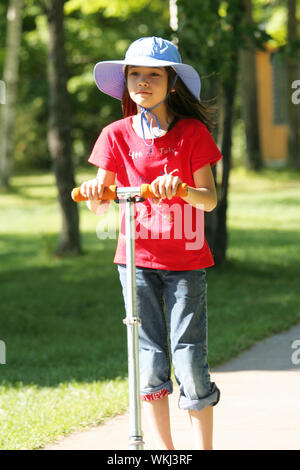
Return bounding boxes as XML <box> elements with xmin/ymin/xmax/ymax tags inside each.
<box><xmin>213</xmin><ymin>50</ymin><xmax>239</xmax><ymax>268</ymax></box>
<box><xmin>204</xmin><ymin>75</ymin><xmax>220</xmax><ymax>250</ymax></box>
<box><xmin>0</xmin><ymin>0</ymin><xmax>24</xmax><ymax>190</ymax></box>
<box><xmin>45</xmin><ymin>0</ymin><xmax>81</xmax><ymax>255</ymax></box>
<box><xmin>287</xmin><ymin>0</ymin><xmax>300</xmax><ymax>168</ymax></box>
<box><xmin>201</xmin><ymin>1</ymin><xmax>221</xmax><ymax>252</ymax></box>
<box><xmin>169</xmin><ymin>0</ymin><xmax>178</xmax><ymax>34</ymax></box>
<box><xmin>240</xmin><ymin>0</ymin><xmax>263</xmax><ymax>171</ymax></box>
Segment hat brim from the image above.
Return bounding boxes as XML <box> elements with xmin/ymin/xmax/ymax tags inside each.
<box><xmin>94</xmin><ymin>59</ymin><xmax>201</xmax><ymax>101</ymax></box>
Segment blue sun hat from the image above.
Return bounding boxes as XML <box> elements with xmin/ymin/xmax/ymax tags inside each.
<box><xmin>94</xmin><ymin>36</ymin><xmax>201</xmax><ymax>101</ymax></box>
<box><xmin>94</xmin><ymin>37</ymin><xmax>201</xmax><ymax>145</ymax></box>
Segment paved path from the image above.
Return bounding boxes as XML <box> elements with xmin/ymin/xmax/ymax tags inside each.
<box><xmin>43</xmin><ymin>324</ymin><xmax>300</xmax><ymax>451</ymax></box>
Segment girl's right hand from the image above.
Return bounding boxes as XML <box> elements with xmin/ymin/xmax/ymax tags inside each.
<box><xmin>80</xmin><ymin>178</ymin><xmax>110</xmax><ymax>215</ymax></box>
<box><xmin>80</xmin><ymin>169</ymin><xmax>115</xmax><ymax>216</ymax></box>
<box><xmin>80</xmin><ymin>179</ymin><xmax>105</xmax><ymax>200</ymax></box>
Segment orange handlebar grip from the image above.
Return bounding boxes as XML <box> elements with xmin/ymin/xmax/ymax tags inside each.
<box><xmin>71</xmin><ymin>187</ymin><xmax>87</xmax><ymax>202</ymax></box>
<box><xmin>140</xmin><ymin>182</ymin><xmax>188</xmax><ymax>199</ymax></box>
<box><xmin>71</xmin><ymin>185</ymin><xmax>117</xmax><ymax>202</ymax></box>
<box><xmin>71</xmin><ymin>183</ymin><xmax>188</xmax><ymax>202</ymax></box>
<box><xmin>101</xmin><ymin>185</ymin><xmax>118</xmax><ymax>200</ymax></box>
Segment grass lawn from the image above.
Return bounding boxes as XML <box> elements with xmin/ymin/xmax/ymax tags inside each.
<box><xmin>0</xmin><ymin>166</ymin><xmax>300</xmax><ymax>449</ymax></box>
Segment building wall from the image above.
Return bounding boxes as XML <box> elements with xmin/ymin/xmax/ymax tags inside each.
<box><xmin>255</xmin><ymin>49</ymin><xmax>300</xmax><ymax>165</ymax></box>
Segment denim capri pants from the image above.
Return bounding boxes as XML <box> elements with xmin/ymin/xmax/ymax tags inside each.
<box><xmin>118</xmin><ymin>265</ymin><xmax>220</xmax><ymax>411</ymax></box>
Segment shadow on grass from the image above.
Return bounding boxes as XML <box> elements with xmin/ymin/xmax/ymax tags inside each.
<box><xmin>1</xmin><ymin>226</ymin><xmax>300</xmax><ymax>387</ymax></box>
<box><xmin>0</xmin><ymin>177</ymin><xmax>59</xmax><ymax>203</ymax></box>
<box><xmin>0</xmin><ymin>232</ymin><xmax>129</xmax><ymax>387</ymax></box>
<box><xmin>206</xmin><ymin>227</ymin><xmax>300</xmax><ymax>367</ymax></box>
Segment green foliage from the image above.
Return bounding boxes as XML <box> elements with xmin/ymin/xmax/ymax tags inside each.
<box><xmin>1</xmin><ymin>0</ymin><xmax>170</xmax><ymax>171</ymax></box>
<box><xmin>177</xmin><ymin>0</ymin><xmax>272</xmax><ymax>89</ymax></box>
<box><xmin>0</xmin><ymin>0</ymin><xmax>296</xmax><ymax>171</ymax></box>
<box><xmin>0</xmin><ymin>1</ymin><xmax>9</xmax><ymax>75</ymax></box>
<box><xmin>64</xmin><ymin>0</ymin><xmax>163</xmax><ymax>19</ymax></box>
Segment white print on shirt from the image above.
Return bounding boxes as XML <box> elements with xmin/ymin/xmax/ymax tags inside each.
<box><xmin>96</xmin><ymin>201</ymin><xmax>204</xmax><ymax>251</ymax></box>
<box><xmin>158</xmin><ymin>146</ymin><xmax>176</xmax><ymax>156</ymax></box>
<box><xmin>129</xmin><ymin>150</ymin><xmax>143</xmax><ymax>160</ymax></box>
<box><xmin>129</xmin><ymin>146</ymin><xmax>176</xmax><ymax>160</ymax></box>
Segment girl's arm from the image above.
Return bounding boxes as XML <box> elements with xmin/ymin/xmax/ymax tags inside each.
<box><xmin>150</xmin><ymin>164</ymin><xmax>217</xmax><ymax>212</ymax></box>
<box><xmin>182</xmin><ymin>164</ymin><xmax>217</xmax><ymax>212</ymax></box>
<box><xmin>80</xmin><ymin>168</ymin><xmax>115</xmax><ymax>215</ymax></box>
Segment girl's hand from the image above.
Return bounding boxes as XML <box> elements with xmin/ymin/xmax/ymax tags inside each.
<box><xmin>90</xmin><ymin>199</ymin><xmax>110</xmax><ymax>216</ymax></box>
<box><xmin>82</xmin><ymin>169</ymin><xmax>115</xmax><ymax>215</ymax></box>
<box><xmin>81</xmin><ymin>179</ymin><xmax>110</xmax><ymax>215</ymax></box>
<box><xmin>80</xmin><ymin>178</ymin><xmax>105</xmax><ymax>200</ymax></box>
<box><xmin>150</xmin><ymin>165</ymin><xmax>182</xmax><ymax>201</ymax></box>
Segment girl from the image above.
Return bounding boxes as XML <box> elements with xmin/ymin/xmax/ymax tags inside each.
<box><xmin>80</xmin><ymin>37</ymin><xmax>222</xmax><ymax>450</ymax></box>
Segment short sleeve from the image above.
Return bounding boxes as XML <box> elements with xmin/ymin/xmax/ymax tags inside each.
<box><xmin>191</xmin><ymin>125</ymin><xmax>222</xmax><ymax>174</ymax></box>
<box><xmin>88</xmin><ymin>126</ymin><xmax>117</xmax><ymax>173</ymax></box>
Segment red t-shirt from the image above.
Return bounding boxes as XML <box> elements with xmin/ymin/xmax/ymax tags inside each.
<box><xmin>88</xmin><ymin>116</ymin><xmax>222</xmax><ymax>270</ymax></box>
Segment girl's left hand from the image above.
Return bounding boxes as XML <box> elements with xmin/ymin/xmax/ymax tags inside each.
<box><xmin>151</xmin><ymin>166</ymin><xmax>182</xmax><ymax>201</ymax></box>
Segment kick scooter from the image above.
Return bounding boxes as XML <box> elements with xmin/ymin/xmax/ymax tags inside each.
<box><xmin>71</xmin><ymin>182</ymin><xmax>188</xmax><ymax>450</ymax></box>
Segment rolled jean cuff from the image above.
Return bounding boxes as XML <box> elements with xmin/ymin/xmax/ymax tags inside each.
<box><xmin>140</xmin><ymin>380</ymin><xmax>173</xmax><ymax>402</ymax></box>
<box><xmin>178</xmin><ymin>382</ymin><xmax>220</xmax><ymax>411</ymax></box>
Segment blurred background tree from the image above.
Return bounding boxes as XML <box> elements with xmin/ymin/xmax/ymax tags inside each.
<box><xmin>0</xmin><ymin>0</ymin><xmax>24</xmax><ymax>189</ymax></box>
<box><xmin>0</xmin><ymin>0</ymin><xmax>299</xmax><ymax>260</ymax></box>
<box><xmin>240</xmin><ymin>0</ymin><xmax>262</xmax><ymax>172</ymax></box>
<box><xmin>0</xmin><ymin>0</ymin><xmax>171</xmax><ymax>177</ymax></box>
<box><xmin>176</xmin><ymin>0</ymin><xmax>299</xmax><ymax>266</ymax></box>
<box><xmin>44</xmin><ymin>0</ymin><xmax>81</xmax><ymax>255</ymax></box>
<box><xmin>0</xmin><ymin>0</ymin><xmax>170</xmax><ymax>255</ymax></box>
<box><xmin>177</xmin><ymin>0</ymin><xmax>270</xmax><ymax>266</ymax></box>
<box><xmin>287</xmin><ymin>0</ymin><xmax>300</xmax><ymax>168</ymax></box>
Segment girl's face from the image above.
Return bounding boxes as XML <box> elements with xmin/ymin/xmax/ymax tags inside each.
<box><xmin>126</xmin><ymin>66</ymin><xmax>169</xmax><ymax>109</ymax></box>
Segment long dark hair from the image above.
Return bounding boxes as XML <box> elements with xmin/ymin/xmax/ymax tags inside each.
<box><xmin>122</xmin><ymin>66</ymin><xmax>216</xmax><ymax>133</ymax></box>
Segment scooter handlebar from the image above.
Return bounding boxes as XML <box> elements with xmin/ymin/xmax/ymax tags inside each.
<box><xmin>71</xmin><ymin>183</ymin><xmax>188</xmax><ymax>202</ymax></box>
<box><xmin>71</xmin><ymin>185</ymin><xmax>117</xmax><ymax>202</ymax></box>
